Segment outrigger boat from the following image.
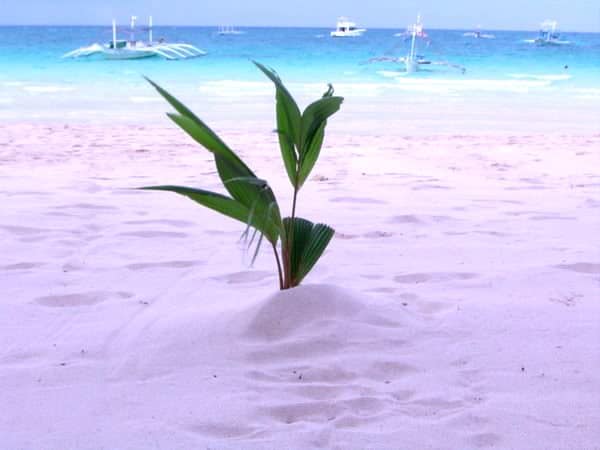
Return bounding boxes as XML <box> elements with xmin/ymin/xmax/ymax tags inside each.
<box><xmin>527</xmin><ymin>20</ymin><xmax>571</xmax><ymax>46</ymax></box>
<box><xmin>63</xmin><ymin>16</ymin><xmax>206</xmax><ymax>60</ymax></box>
<box><xmin>369</xmin><ymin>15</ymin><xmax>465</xmax><ymax>74</ymax></box>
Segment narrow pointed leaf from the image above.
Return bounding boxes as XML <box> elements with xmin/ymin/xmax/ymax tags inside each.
<box><xmin>297</xmin><ymin>122</ymin><xmax>325</xmax><ymax>187</ymax></box>
<box><xmin>140</xmin><ymin>185</ymin><xmax>250</xmax><ymax>223</ymax></box>
<box><xmin>254</xmin><ymin>61</ymin><xmax>301</xmax><ymax>186</ymax></box>
<box><xmin>297</xmin><ymin>96</ymin><xmax>343</xmax><ymax>187</ymax></box>
<box><xmin>166</xmin><ymin>113</ymin><xmax>253</xmax><ymax>176</ymax></box>
<box><xmin>140</xmin><ymin>185</ymin><xmax>280</xmax><ymax>244</ymax></box>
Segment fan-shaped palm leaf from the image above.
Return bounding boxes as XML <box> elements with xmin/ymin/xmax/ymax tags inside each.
<box><xmin>282</xmin><ymin>217</ymin><xmax>335</xmax><ymax>287</ymax></box>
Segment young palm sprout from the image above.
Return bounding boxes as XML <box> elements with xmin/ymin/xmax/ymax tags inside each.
<box><xmin>141</xmin><ymin>62</ymin><xmax>343</xmax><ymax>290</ymax></box>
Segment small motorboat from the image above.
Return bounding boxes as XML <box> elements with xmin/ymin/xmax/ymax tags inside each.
<box><xmin>330</xmin><ymin>17</ymin><xmax>366</xmax><ymax>37</ymax></box>
<box><xmin>463</xmin><ymin>27</ymin><xmax>495</xmax><ymax>39</ymax></box>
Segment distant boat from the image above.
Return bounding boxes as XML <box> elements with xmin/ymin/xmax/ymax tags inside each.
<box><xmin>368</xmin><ymin>14</ymin><xmax>465</xmax><ymax>75</ymax></box>
<box><xmin>330</xmin><ymin>17</ymin><xmax>366</xmax><ymax>37</ymax></box>
<box><xmin>217</xmin><ymin>25</ymin><xmax>245</xmax><ymax>36</ymax></box>
<box><xmin>394</xmin><ymin>15</ymin><xmax>429</xmax><ymax>41</ymax></box>
<box><xmin>463</xmin><ymin>26</ymin><xmax>495</xmax><ymax>39</ymax></box>
<box><xmin>63</xmin><ymin>16</ymin><xmax>206</xmax><ymax>60</ymax></box>
<box><xmin>527</xmin><ymin>20</ymin><xmax>571</xmax><ymax>46</ymax></box>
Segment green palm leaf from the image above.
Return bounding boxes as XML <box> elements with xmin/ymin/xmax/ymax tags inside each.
<box><xmin>140</xmin><ymin>185</ymin><xmax>281</xmax><ymax>244</ymax></box>
<box><xmin>283</xmin><ymin>217</ymin><xmax>335</xmax><ymax>287</ymax></box>
<box><xmin>298</xmin><ymin>95</ymin><xmax>343</xmax><ymax>187</ymax></box>
<box><xmin>141</xmin><ymin>64</ymin><xmax>342</xmax><ymax>291</ymax></box>
<box><xmin>254</xmin><ymin>61</ymin><xmax>301</xmax><ymax>187</ymax></box>
<box><xmin>146</xmin><ymin>80</ymin><xmax>283</xmax><ymax>243</ymax></box>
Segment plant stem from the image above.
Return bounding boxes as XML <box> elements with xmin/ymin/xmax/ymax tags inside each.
<box><xmin>283</xmin><ymin>183</ymin><xmax>300</xmax><ymax>289</ymax></box>
<box><xmin>291</xmin><ymin>186</ymin><xmax>299</xmax><ymax>222</ymax></box>
<box><xmin>272</xmin><ymin>242</ymin><xmax>284</xmax><ymax>290</ymax></box>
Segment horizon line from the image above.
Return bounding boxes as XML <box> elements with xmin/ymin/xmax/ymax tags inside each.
<box><xmin>0</xmin><ymin>23</ymin><xmax>598</xmax><ymax>33</ymax></box>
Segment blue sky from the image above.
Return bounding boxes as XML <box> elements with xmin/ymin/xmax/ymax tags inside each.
<box><xmin>2</xmin><ymin>0</ymin><xmax>599</xmax><ymax>31</ymax></box>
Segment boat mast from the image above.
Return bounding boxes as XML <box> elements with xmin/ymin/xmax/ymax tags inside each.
<box><xmin>112</xmin><ymin>19</ymin><xmax>117</xmax><ymax>49</ymax></box>
<box><xmin>410</xmin><ymin>15</ymin><xmax>418</xmax><ymax>61</ymax></box>
<box><xmin>130</xmin><ymin>16</ymin><xmax>137</xmax><ymax>42</ymax></box>
<box><xmin>149</xmin><ymin>16</ymin><xmax>153</xmax><ymax>43</ymax></box>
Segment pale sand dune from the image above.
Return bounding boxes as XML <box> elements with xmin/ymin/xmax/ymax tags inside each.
<box><xmin>0</xmin><ymin>122</ymin><xmax>599</xmax><ymax>449</ymax></box>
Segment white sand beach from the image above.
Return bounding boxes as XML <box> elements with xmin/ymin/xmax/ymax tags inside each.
<box><xmin>1</xmin><ymin>94</ymin><xmax>599</xmax><ymax>449</ymax></box>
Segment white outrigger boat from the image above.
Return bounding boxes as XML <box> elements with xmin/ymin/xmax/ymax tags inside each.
<box><xmin>527</xmin><ymin>20</ymin><xmax>571</xmax><ymax>46</ymax></box>
<box><xmin>368</xmin><ymin>15</ymin><xmax>465</xmax><ymax>75</ymax></box>
<box><xmin>330</xmin><ymin>17</ymin><xmax>366</xmax><ymax>37</ymax></box>
<box><xmin>63</xmin><ymin>16</ymin><xmax>206</xmax><ymax>60</ymax></box>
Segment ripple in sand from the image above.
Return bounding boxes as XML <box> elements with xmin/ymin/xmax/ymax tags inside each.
<box><xmin>0</xmin><ymin>225</ymin><xmax>47</xmax><ymax>235</ymax></box>
<box><xmin>363</xmin><ymin>231</ymin><xmax>393</xmax><ymax>239</ymax></box>
<box><xmin>35</xmin><ymin>291</ymin><xmax>133</xmax><ymax>307</ymax></box>
<box><xmin>216</xmin><ymin>270</ymin><xmax>273</xmax><ymax>284</ymax></box>
<box><xmin>125</xmin><ymin>260</ymin><xmax>204</xmax><ymax>270</ymax></box>
<box><xmin>263</xmin><ymin>400</ymin><xmax>342</xmax><ymax>424</ymax></box>
<box><xmin>60</xmin><ymin>203</ymin><xmax>119</xmax><ymax>211</ymax></box>
<box><xmin>555</xmin><ymin>263</ymin><xmax>600</xmax><ymax>274</ymax></box>
<box><xmin>391</xmin><ymin>215</ymin><xmax>424</xmax><ymax>224</ymax></box>
<box><xmin>119</xmin><ymin>230</ymin><xmax>188</xmax><ymax>239</ymax></box>
<box><xmin>186</xmin><ymin>422</ymin><xmax>257</xmax><ymax>439</ymax></box>
<box><xmin>391</xmin><ymin>215</ymin><xmax>455</xmax><ymax>225</ymax></box>
<box><xmin>330</xmin><ymin>196</ymin><xmax>387</xmax><ymax>204</ymax></box>
<box><xmin>411</xmin><ymin>184</ymin><xmax>452</xmax><ymax>191</ymax></box>
<box><xmin>394</xmin><ymin>272</ymin><xmax>477</xmax><ymax>284</ymax></box>
<box><xmin>467</xmin><ymin>432</ymin><xmax>503</xmax><ymax>447</ymax></box>
<box><xmin>1</xmin><ymin>262</ymin><xmax>44</xmax><ymax>270</ymax></box>
<box><xmin>529</xmin><ymin>215</ymin><xmax>576</xmax><ymax>221</ymax></box>
<box><xmin>123</xmin><ymin>219</ymin><xmax>196</xmax><ymax>227</ymax></box>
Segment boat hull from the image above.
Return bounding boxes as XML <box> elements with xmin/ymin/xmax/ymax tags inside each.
<box><xmin>103</xmin><ymin>49</ymin><xmax>157</xmax><ymax>60</ymax></box>
<box><xmin>330</xmin><ymin>30</ymin><xmax>365</xmax><ymax>37</ymax></box>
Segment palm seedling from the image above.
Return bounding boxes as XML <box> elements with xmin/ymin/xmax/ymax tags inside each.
<box><xmin>141</xmin><ymin>62</ymin><xmax>343</xmax><ymax>290</ymax></box>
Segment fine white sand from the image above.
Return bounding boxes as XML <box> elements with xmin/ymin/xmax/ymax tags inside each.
<box><xmin>1</xmin><ymin>118</ymin><xmax>599</xmax><ymax>449</ymax></box>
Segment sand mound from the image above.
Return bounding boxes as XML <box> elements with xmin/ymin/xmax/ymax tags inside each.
<box><xmin>243</xmin><ymin>284</ymin><xmax>365</xmax><ymax>340</ymax></box>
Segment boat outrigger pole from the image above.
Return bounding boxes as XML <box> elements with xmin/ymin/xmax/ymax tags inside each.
<box><xmin>407</xmin><ymin>15</ymin><xmax>419</xmax><ymax>73</ymax></box>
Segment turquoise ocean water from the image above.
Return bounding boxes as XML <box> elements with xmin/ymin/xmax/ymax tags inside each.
<box><xmin>1</xmin><ymin>25</ymin><xmax>599</xmax><ymax>120</ymax></box>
